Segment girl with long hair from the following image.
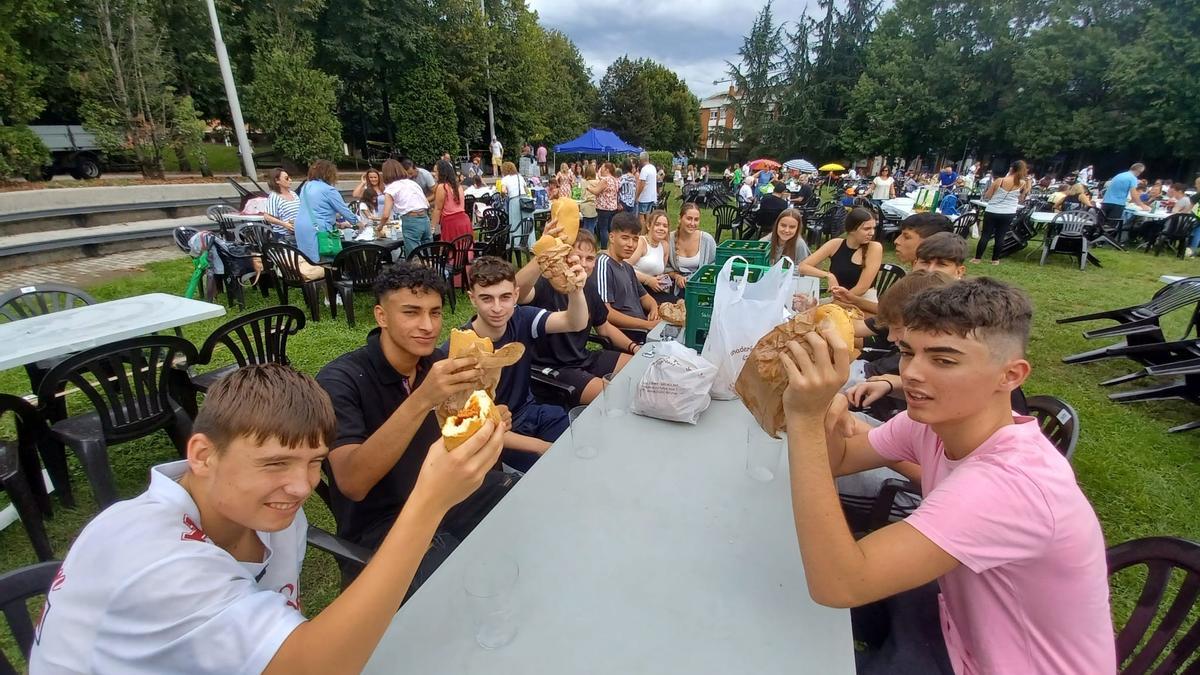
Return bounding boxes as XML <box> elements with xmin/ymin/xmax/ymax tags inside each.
<box><xmin>761</xmin><ymin>209</ymin><xmax>811</xmax><ymax>268</ymax></box>
<box><xmin>798</xmin><ymin>207</ymin><xmax>883</xmax><ymax>298</ymax></box>
<box><xmin>974</xmin><ymin>160</ymin><xmax>1029</xmax><ymax>265</ymax></box>
<box><xmin>665</xmin><ymin>202</ymin><xmax>717</xmax><ymax>294</ymax></box>
<box><xmin>630</xmin><ymin>209</ymin><xmax>673</xmax><ymax>303</ymax></box>
<box><xmin>432</xmin><ymin>159</ymin><xmax>471</xmax><ymax>243</ymax></box>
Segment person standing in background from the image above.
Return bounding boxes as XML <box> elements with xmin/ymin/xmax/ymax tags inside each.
<box><xmin>635</xmin><ymin>151</ymin><xmax>658</xmax><ymax>227</ymax></box>
<box><xmin>536</xmin><ymin>143</ymin><xmax>548</xmax><ymax>174</ymax></box>
<box><xmin>490</xmin><ymin>137</ymin><xmax>504</xmax><ymax>177</ymax></box>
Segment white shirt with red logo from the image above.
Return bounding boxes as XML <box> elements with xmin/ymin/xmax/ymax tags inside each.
<box><xmin>29</xmin><ymin>461</ymin><xmax>307</xmax><ymax>674</ymax></box>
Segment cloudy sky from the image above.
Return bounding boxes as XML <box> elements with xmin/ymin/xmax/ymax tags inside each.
<box><xmin>527</xmin><ymin>0</ymin><xmax>817</xmax><ymax>100</ymax></box>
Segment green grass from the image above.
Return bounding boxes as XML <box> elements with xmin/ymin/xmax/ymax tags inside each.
<box><xmin>1</xmin><ymin>190</ymin><xmax>1198</xmax><ymax>658</ymax></box>
<box><xmin>161</xmin><ymin>143</ymin><xmax>252</xmax><ymax>174</ymax></box>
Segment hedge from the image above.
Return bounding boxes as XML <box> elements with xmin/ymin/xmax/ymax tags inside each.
<box><xmin>0</xmin><ymin>125</ymin><xmax>51</xmax><ymax>180</ymax></box>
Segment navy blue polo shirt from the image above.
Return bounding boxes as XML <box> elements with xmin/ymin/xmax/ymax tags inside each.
<box><xmin>316</xmin><ymin>328</ymin><xmax>441</xmax><ymax>548</ymax></box>
<box><xmin>442</xmin><ymin>305</ymin><xmax>550</xmax><ymax>417</ymax></box>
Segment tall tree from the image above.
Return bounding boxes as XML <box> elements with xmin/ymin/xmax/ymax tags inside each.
<box><xmin>245</xmin><ymin>45</ymin><xmax>343</xmax><ymax>166</ymax></box>
<box><xmin>722</xmin><ymin>2</ymin><xmax>783</xmax><ymax>158</ymax></box>
<box><xmin>595</xmin><ymin>56</ymin><xmax>698</xmax><ymax>151</ymax></box>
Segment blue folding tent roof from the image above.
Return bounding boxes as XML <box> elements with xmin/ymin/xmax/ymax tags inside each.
<box><xmin>554</xmin><ymin>128</ymin><xmax>642</xmax><ymax>154</ymax></box>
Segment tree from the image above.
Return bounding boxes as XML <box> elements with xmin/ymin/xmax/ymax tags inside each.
<box><xmin>390</xmin><ymin>50</ymin><xmax>460</xmax><ymax>165</ymax></box>
<box><xmin>722</xmin><ymin>2</ymin><xmax>782</xmax><ymax>158</ymax></box>
<box><xmin>595</xmin><ymin>57</ymin><xmax>698</xmax><ymax>151</ymax></box>
<box><xmin>0</xmin><ymin>0</ymin><xmax>82</xmax><ymax>124</ymax></box>
<box><xmin>246</xmin><ymin>45</ymin><xmax>344</xmax><ymax>166</ymax></box>
<box><xmin>0</xmin><ymin>125</ymin><xmax>52</xmax><ymax>180</ymax></box>
<box><xmin>536</xmin><ymin>29</ymin><xmax>597</xmax><ymax>144</ymax></box>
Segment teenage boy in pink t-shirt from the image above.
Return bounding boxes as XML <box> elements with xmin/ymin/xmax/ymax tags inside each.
<box><xmin>778</xmin><ymin>277</ymin><xmax>1114</xmax><ymax>674</ymax></box>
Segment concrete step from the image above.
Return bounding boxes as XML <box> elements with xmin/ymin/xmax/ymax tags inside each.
<box><xmin>0</xmin><ymin>215</ymin><xmax>213</xmax><ymax>272</ymax></box>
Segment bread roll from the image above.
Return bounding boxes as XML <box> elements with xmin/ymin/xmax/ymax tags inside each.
<box><xmin>441</xmin><ymin>390</ymin><xmax>502</xmax><ymax>451</ymax></box>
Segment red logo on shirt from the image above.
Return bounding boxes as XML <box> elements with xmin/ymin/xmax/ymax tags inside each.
<box><xmin>278</xmin><ymin>583</ymin><xmax>300</xmax><ymax>610</ymax></box>
<box><xmin>34</xmin><ymin>566</ymin><xmax>66</xmax><ymax>644</ymax></box>
<box><xmin>181</xmin><ymin>515</ymin><xmax>208</xmax><ymax>542</ymax></box>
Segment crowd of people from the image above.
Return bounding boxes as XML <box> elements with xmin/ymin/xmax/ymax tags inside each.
<box><xmin>33</xmin><ymin>144</ymin><xmax>1181</xmax><ymax>673</ymax></box>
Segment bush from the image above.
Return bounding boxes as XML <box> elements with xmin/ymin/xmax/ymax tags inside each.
<box><xmin>0</xmin><ymin>125</ymin><xmax>51</xmax><ymax>180</ymax></box>
<box><xmin>647</xmin><ymin>150</ymin><xmax>674</xmax><ymax>172</ymax></box>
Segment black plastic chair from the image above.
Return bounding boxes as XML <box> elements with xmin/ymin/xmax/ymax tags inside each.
<box><xmin>449</xmin><ymin>234</ymin><xmax>474</xmax><ymax>292</ymax></box>
<box><xmin>712</xmin><ymin>204</ymin><xmax>740</xmax><ymax>243</ymax></box>
<box><xmin>951</xmin><ymin>212</ymin><xmax>978</xmax><ymax>240</ymax></box>
<box><xmin>331</xmin><ymin>244</ymin><xmax>389</xmax><ymax>327</ymax></box>
<box><xmin>182</xmin><ymin>306</ymin><xmax>307</xmax><ymax>415</ymax></box>
<box><xmin>872</xmin><ymin>263</ymin><xmax>906</xmax><ymax>297</ymax></box>
<box><xmin>0</xmin><ymin>393</ymin><xmax>65</xmax><ymax>511</ymax></box>
<box><xmin>1025</xmin><ymin>395</ymin><xmax>1080</xmax><ymax>461</ymax></box>
<box><xmin>36</xmin><ymin>336</ymin><xmax>197</xmax><ymax>508</ymax></box>
<box><xmin>407</xmin><ymin>242</ymin><xmax>458</xmax><ymax>311</ymax></box>
<box><xmin>1061</xmin><ymin>278</ymin><xmax>1200</xmax><ymax>366</ymax></box>
<box><xmin>1107</xmin><ymin>357</ymin><xmax>1200</xmax><ymax>432</ymax></box>
<box><xmin>207</xmin><ymin>204</ymin><xmax>239</xmax><ymax>241</ymax></box>
<box><xmin>0</xmin><ymin>560</ymin><xmax>62</xmax><ymax>674</ymax></box>
<box><xmin>235</xmin><ymin>222</ymin><xmax>274</xmax><ymax>251</ymax></box>
<box><xmin>1106</xmin><ymin>536</ymin><xmax>1200</xmax><ymax>674</ymax></box>
<box><xmin>1153</xmin><ymin>213</ymin><xmax>1200</xmax><ymax>258</ymax></box>
<box><xmin>173</xmin><ymin>226</ymin><xmax>198</xmax><ymax>253</ymax></box>
<box><xmin>261</xmin><ymin>241</ymin><xmax>327</xmax><ymax>321</ymax></box>
<box><xmin>311</xmin><ymin>477</ymin><xmax>373</xmax><ymax>587</ymax></box>
<box><xmin>0</xmin><ymin>441</ymin><xmax>54</xmax><ymax>562</ymax></box>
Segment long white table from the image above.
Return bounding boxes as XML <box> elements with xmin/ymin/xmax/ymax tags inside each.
<box><xmin>881</xmin><ymin>197</ymin><xmax>915</xmax><ymax>220</ymax></box>
<box><xmin>0</xmin><ymin>293</ymin><xmax>226</xmax><ymax>371</ymax></box>
<box><xmin>364</xmin><ymin>351</ymin><xmax>855</xmax><ymax>674</ymax></box>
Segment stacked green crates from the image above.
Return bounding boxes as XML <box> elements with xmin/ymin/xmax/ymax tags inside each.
<box><xmin>714</xmin><ymin>240</ymin><xmax>770</xmax><ymax>268</ymax></box>
<box><xmin>683</xmin><ymin>260</ymin><xmax>771</xmax><ymax>350</ymax></box>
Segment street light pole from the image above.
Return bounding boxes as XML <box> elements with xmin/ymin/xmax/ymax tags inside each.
<box><xmin>204</xmin><ymin>0</ymin><xmax>256</xmax><ymax>179</ymax></box>
<box><xmin>480</xmin><ymin>0</ymin><xmax>496</xmax><ymax>147</ymax></box>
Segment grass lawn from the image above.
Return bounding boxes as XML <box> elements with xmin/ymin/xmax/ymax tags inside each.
<box><xmin>162</xmin><ymin>143</ymin><xmax>246</xmax><ymax>174</ymax></box>
<box><xmin>1</xmin><ymin>191</ymin><xmax>1198</xmax><ymax>658</ymax></box>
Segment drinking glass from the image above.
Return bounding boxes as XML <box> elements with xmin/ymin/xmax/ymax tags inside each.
<box><xmin>464</xmin><ymin>555</ymin><xmax>519</xmax><ymax>649</ymax></box>
<box><xmin>568</xmin><ymin>405</ymin><xmax>598</xmax><ymax>459</ymax></box>
<box><xmin>746</xmin><ymin>427</ymin><xmax>783</xmax><ymax>482</ymax></box>
<box><xmin>602</xmin><ymin>373</ymin><xmax>629</xmax><ymax>417</ymax></box>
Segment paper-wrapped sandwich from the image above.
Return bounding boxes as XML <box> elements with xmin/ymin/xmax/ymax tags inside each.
<box><xmin>441</xmin><ymin>389</ymin><xmax>502</xmax><ymax>450</ymax></box>
<box><xmin>437</xmin><ymin>329</ymin><xmax>525</xmax><ymax>425</ymax></box>
<box><xmin>531</xmin><ymin>235</ymin><xmax>585</xmax><ymax>293</ymax></box>
<box><xmin>735</xmin><ymin>305</ymin><xmax>860</xmax><ymax>437</ymax></box>
<box><xmin>658</xmin><ymin>300</ymin><xmax>686</xmax><ymax>327</ymax></box>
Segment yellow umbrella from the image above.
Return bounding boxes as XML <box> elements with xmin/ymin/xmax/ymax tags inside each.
<box><xmin>818</xmin><ymin>163</ymin><xmax>846</xmax><ymax>172</ymax></box>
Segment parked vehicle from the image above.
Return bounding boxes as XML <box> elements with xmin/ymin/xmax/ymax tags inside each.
<box><xmin>29</xmin><ymin>125</ymin><xmax>107</xmax><ymax>180</ymax></box>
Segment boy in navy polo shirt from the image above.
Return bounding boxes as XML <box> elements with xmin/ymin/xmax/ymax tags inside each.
<box><xmin>453</xmin><ymin>255</ymin><xmax>589</xmax><ymax>470</ymax></box>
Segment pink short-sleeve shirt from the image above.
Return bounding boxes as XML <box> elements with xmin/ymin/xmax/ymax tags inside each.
<box><xmin>869</xmin><ymin>413</ymin><xmax>1115</xmax><ymax>674</ymax></box>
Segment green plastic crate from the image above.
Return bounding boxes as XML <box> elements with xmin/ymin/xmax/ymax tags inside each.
<box><xmin>682</xmin><ymin>261</ymin><xmax>770</xmax><ymax>350</ymax></box>
<box><xmin>714</xmin><ymin>240</ymin><xmax>771</xmax><ymax>268</ymax></box>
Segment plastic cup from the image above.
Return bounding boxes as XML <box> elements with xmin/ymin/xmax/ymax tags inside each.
<box><xmin>602</xmin><ymin>373</ymin><xmax>630</xmax><ymax>417</ymax></box>
<box><xmin>746</xmin><ymin>427</ymin><xmax>783</xmax><ymax>482</ymax></box>
<box><xmin>568</xmin><ymin>406</ymin><xmax>598</xmax><ymax>459</ymax></box>
<box><xmin>464</xmin><ymin>555</ymin><xmax>519</xmax><ymax>649</ymax></box>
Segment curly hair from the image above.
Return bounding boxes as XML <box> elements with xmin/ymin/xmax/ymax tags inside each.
<box><xmin>468</xmin><ymin>255</ymin><xmax>516</xmax><ymax>289</ymax></box>
<box><xmin>373</xmin><ymin>260</ymin><xmax>446</xmax><ymax>303</ymax></box>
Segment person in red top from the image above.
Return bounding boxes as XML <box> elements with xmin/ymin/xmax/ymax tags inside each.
<box><xmin>431</xmin><ymin>159</ymin><xmax>471</xmax><ymax>243</ymax></box>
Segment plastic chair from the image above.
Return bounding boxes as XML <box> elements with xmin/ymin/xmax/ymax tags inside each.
<box><xmin>207</xmin><ymin>204</ymin><xmax>238</xmax><ymax>241</ymax></box>
<box><xmin>407</xmin><ymin>242</ymin><xmax>458</xmax><ymax>311</ymax></box>
<box><xmin>235</xmin><ymin>222</ymin><xmax>274</xmax><ymax>251</ymax></box>
<box><xmin>0</xmin><ymin>393</ymin><xmax>66</xmax><ymax>511</ymax></box>
<box><xmin>173</xmin><ymin>226</ymin><xmax>198</xmax><ymax>253</ymax></box>
<box><xmin>1153</xmin><ymin>213</ymin><xmax>1200</xmax><ymax>258</ymax></box>
<box><xmin>331</xmin><ymin>244</ymin><xmax>389</xmax><ymax>327</ymax></box>
<box><xmin>36</xmin><ymin>336</ymin><xmax>198</xmax><ymax>508</ymax></box>
<box><xmin>181</xmin><ymin>306</ymin><xmax>307</xmax><ymax>415</ymax></box>
<box><xmin>1025</xmin><ymin>395</ymin><xmax>1080</xmax><ymax>461</ymax></box>
<box><xmin>449</xmin><ymin>233</ymin><xmax>474</xmax><ymax>292</ymax></box>
<box><xmin>1060</xmin><ymin>278</ymin><xmax>1200</xmax><ymax>366</ymax></box>
<box><xmin>0</xmin><ymin>560</ymin><xmax>62</xmax><ymax>674</ymax></box>
<box><xmin>872</xmin><ymin>263</ymin><xmax>906</xmax><ymax>297</ymax></box>
<box><xmin>1040</xmin><ymin>211</ymin><xmax>1095</xmax><ymax>270</ymax></box>
<box><xmin>261</xmin><ymin>241</ymin><xmax>327</xmax><ymax>321</ymax></box>
<box><xmin>1106</xmin><ymin>536</ymin><xmax>1200</xmax><ymax>674</ymax></box>
<box><xmin>713</xmin><ymin>204</ymin><xmax>740</xmax><ymax>243</ymax></box>
<box><xmin>0</xmin><ymin>441</ymin><xmax>54</xmax><ymax>561</ymax></box>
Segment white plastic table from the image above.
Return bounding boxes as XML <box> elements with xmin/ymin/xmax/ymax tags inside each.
<box><xmin>363</xmin><ymin>351</ymin><xmax>856</xmax><ymax>674</ymax></box>
<box><xmin>881</xmin><ymin>197</ymin><xmax>915</xmax><ymax>220</ymax></box>
<box><xmin>1124</xmin><ymin>208</ymin><xmax>1169</xmax><ymax>221</ymax></box>
<box><xmin>0</xmin><ymin>293</ymin><xmax>226</xmax><ymax>371</ymax></box>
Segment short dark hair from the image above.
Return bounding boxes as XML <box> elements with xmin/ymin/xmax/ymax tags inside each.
<box><xmin>611</xmin><ymin>211</ymin><xmax>640</xmax><ymax>235</ymax></box>
<box><xmin>373</xmin><ymin>261</ymin><xmax>446</xmax><ymax>303</ymax></box>
<box><xmin>194</xmin><ymin>363</ymin><xmax>335</xmax><ymax>452</ymax></box>
<box><xmin>901</xmin><ymin>277</ymin><xmax>1033</xmax><ymax>358</ymax></box>
<box><xmin>773</xmin><ymin>181</ymin><xmax>787</xmax><ymax>194</ymax></box>
<box><xmin>468</xmin><ymin>255</ymin><xmax>516</xmax><ymax>289</ymax></box>
<box><xmin>915</xmin><ymin>232</ymin><xmax>968</xmax><ymax>265</ymax></box>
<box><xmin>899</xmin><ymin>212</ymin><xmax>953</xmax><ymax>238</ymax></box>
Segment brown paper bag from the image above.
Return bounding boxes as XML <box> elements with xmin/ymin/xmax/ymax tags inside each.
<box><xmin>734</xmin><ymin>308</ymin><xmax>861</xmax><ymax>438</ymax></box>
<box><xmin>437</xmin><ymin>330</ymin><xmax>526</xmax><ymax>425</ymax></box>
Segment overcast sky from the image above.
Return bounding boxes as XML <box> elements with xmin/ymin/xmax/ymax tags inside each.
<box><xmin>527</xmin><ymin>0</ymin><xmax>818</xmax><ymax>100</ymax></box>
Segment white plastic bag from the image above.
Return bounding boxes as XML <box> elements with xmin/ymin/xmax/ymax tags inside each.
<box><xmin>701</xmin><ymin>256</ymin><xmax>793</xmax><ymax>400</ymax></box>
<box><xmin>631</xmin><ymin>342</ymin><xmax>717</xmax><ymax>424</ymax></box>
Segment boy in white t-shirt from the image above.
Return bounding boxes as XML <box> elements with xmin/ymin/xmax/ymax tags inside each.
<box><xmin>30</xmin><ymin>363</ymin><xmax>504</xmax><ymax>675</ymax></box>
<box><xmin>778</xmin><ymin>277</ymin><xmax>1115</xmax><ymax>674</ymax></box>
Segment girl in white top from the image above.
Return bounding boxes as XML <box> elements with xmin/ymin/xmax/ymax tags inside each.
<box><xmin>630</xmin><ymin>208</ymin><xmax>671</xmax><ymax>299</ymax></box>
<box><xmin>871</xmin><ymin>166</ymin><xmax>895</xmax><ymax>201</ymax></box>
<box><xmin>974</xmin><ymin>159</ymin><xmax>1030</xmax><ymax>265</ymax></box>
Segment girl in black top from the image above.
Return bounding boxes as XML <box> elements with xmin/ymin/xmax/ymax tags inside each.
<box><xmin>797</xmin><ymin>207</ymin><xmax>883</xmax><ymax>298</ymax></box>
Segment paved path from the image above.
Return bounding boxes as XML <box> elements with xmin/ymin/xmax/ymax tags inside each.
<box><xmin>0</xmin><ymin>247</ymin><xmax>185</xmax><ymax>289</ymax></box>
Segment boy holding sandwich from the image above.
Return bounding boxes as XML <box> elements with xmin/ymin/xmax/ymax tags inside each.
<box><xmin>31</xmin><ymin>363</ymin><xmax>506</xmax><ymax>674</ymax></box>
<box><xmin>781</xmin><ymin>277</ymin><xmax>1113</xmax><ymax>673</ymax></box>
<box><xmin>452</xmin><ymin>254</ymin><xmax>590</xmax><ymax>470</ymax></box>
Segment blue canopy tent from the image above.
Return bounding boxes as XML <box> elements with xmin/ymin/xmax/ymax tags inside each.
<box><xmin>554</xmin><ymin>128</ymin><xmax>642</xmax><ymax>160</ymax></box>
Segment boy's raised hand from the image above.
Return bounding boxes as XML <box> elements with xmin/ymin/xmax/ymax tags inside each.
<box><xmin>414</xmin><ymin>420</ymin><xmax>505</xmax><ymax>515</ymax></box>
<box><xmin>780</xmin><ymin>325</ymin><xmax>851</xmax><ymax>419</ymax></box>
